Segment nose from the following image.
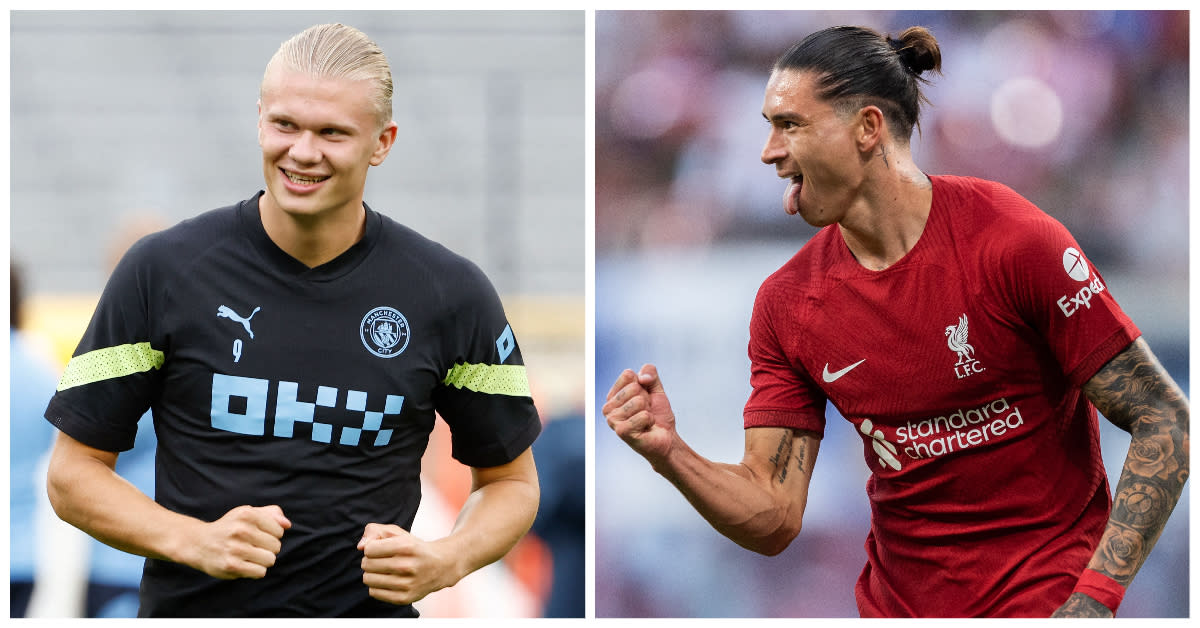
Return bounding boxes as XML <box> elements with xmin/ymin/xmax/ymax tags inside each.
<box><xmin>761</xmin><ymin>127</ymin><xmax>786</xmax><ymax>165</ymax></box>
<box><xmin>288</xmin><ymin>130</ymin><xmax>322</xmax><ymax>165</ymax></box>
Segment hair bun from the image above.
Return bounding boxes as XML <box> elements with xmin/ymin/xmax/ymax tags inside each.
<box><xmin>887</xmin><ymin>28</ymin><xmax>941</xmax><ymax>77</ymax></box>
<box><xmin>886</xmin><ymin>37</ymin><xmax>915</xmax><ymax>74</ymax></box>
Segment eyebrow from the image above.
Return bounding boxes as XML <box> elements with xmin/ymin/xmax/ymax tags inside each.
<box><xmin>265</xmin><ymin>111</ymin><xmax>296</xmax><ymax>125</ymax></box>
<box><xmin>763</xmin><ymin>111</ymin><xmax>807</xmax><ymax>124</ymax></box>
<box><xmin>266</xmin><ymin>111</ymin><xmax>356</xmax><ymax>134</ymax></box>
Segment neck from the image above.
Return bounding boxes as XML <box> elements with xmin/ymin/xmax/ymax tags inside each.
<box><xmin>258</xmin><ymin>196</ymin><xmax>367</xmax><ymax>268</ymax></box>
<box><xmin>837</xmin><ymin>144</ymin><xmax>932</xmax><ymax>271</ymax></box>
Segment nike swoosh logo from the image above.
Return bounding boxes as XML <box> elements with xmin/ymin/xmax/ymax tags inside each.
<box><xmin>822</xmin><ymin>359</ymin><xmax>866</xmax><ymax>383</ymax></box>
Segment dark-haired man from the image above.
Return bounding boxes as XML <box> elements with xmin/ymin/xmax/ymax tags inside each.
<box><xmin>605</xmin><ymin>25</ymin><xmax>1187</xmax><ymax>618</ymax></box>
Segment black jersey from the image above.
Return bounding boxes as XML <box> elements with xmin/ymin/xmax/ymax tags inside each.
<box><xmin>45</xmin><ymin>192</ymin><xmax>542</xmax><ymax>617</ymax></box>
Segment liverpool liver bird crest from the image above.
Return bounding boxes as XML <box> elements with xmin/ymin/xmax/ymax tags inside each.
<box><xmin>945</xmin><ymin>313</ymin><xmax>974</xmax><ymax>365</ymax></box>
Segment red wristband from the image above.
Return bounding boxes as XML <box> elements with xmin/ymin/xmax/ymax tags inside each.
<box><xmin>1073</xmin><ymin>568</ymin><xmax>1125</xmax><ymax>613</ymax></box>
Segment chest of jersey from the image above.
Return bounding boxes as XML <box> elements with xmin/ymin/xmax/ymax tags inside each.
<box><xmin>789</xmin><ymin>260</ymin><xmax>1063</xmax><ymax>476</ymax></box>
<box><xmin>157</xmin><ymin>251</ymin><xmax>450</xmax><ymax>466</ymax></box>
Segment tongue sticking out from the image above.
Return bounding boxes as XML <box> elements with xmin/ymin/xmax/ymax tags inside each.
<box><xmin>783</xmin><ymin>177</ymin><xmax>802</xmax><ymax>215</ymax></box>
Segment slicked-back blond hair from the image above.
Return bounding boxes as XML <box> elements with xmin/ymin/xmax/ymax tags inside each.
<box><xmin>262</xmin><ymin>23</ymin><xmax>393</xmax><ymax>128</ymax></box>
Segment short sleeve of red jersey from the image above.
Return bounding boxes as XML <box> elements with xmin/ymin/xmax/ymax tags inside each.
<box><xmin>743</xmin><ymin>281</ymin><xmax>827</xmax><ymax>435</ymax></box>
<box><xmin>990</xmin><ymin>188</ymin><xmax>1140</xmax><ymax>386</ymax></box>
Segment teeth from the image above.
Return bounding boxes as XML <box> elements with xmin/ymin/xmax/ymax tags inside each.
<box><xmin>285</xmin><ymin>171</ymin><xmax>328</xmax><ymax>185</ymax></box>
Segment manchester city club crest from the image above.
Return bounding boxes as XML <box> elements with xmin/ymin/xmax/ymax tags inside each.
<box><xmin>360</xmin><ymin>306</ymin><xmax>411</xmax><ymax>358</ymax></box>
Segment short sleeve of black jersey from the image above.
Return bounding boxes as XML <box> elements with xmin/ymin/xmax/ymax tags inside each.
<box><xmin>44</xmin><ymin>236</ymin><xmax>165</xmax><ymax>452</ymax></box>
<box><xmin>432</xmin><ymin>261</ymin><xmax>541</xmax><ymax>468</ymax></box>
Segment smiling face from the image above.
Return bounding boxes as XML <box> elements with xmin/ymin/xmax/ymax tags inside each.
<box><xmin>760</xmin><ymin>69</ymin><xmax>868</xmax><ymax>227</ymax></box>
<box><xmin>257</xmin><ymin>66</ymin><xmax>397</xmax><ymax>224</ymax></box>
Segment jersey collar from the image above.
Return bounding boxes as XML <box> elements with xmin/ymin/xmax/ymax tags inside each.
<box><xmin>239</xmin><ymin>191</ymin><xmax>381</xmax><ymax>282</ymax></box>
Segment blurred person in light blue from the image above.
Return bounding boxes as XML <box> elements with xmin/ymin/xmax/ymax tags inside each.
<box><xmin>10</xmin><ymin>262</ymin><xmax>87</xmax><ymax>617</ymax></box>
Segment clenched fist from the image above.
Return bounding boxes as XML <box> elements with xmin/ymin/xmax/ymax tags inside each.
<box><xmin>186</xmin><ymin>504</ymin><xmax>291</xmax><ymax>579</ymax></box>
<box><xmin>603</xmin><ymin>364</ymin><xmax>679</xmax><ymax>465</ymax></box>
<box><xmin>358</xmin><ymin>523</ymin><xmax>461</xmax><ymax>606</ymax></box>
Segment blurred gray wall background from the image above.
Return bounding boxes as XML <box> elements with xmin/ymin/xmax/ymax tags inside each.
<box><xmin>11</xmin><ymin>10</ymin><xmax>584</xmax><ymax>300</ymax></box>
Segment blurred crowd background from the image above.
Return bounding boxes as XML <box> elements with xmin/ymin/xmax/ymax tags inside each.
<box><xmin>596</xmin><ymin>10</ymin><xmax>1188</xmax><ymax>618</ymax></box>
<box><xmin>10</xmin><ymin>11</ymin><xmax>584</xmax><ymax>618</ymax></box>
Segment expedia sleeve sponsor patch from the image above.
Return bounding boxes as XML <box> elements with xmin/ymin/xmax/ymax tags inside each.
<box><xmin>1001</xmin><ymin>220</ymin><xmax>1139</xmax><ymax>385</ymax></box>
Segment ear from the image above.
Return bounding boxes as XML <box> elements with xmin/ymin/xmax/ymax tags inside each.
<box><xmin>369</xmin><ymin>121</ymin><xmax>399</xmax><ymax>166</ymax></box>
<box><xmin>855</xmin><ymin>105</ymin><xmax>886</xmax><ymax>154</ymax></box>
<box><xmin>256</xmin><ymin>99</ymin><xmax>265</xmax><ymax>147</ymax></box>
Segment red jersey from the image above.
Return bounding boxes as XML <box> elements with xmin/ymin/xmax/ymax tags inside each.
<box><xmin>743</xmin><ymin>175</ymin><xmax>1139</xmax><ymax>617</ymax></box>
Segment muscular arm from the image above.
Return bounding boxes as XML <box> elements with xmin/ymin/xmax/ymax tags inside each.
<box><xmin>46</xmin><ymin>430</ymin><xmax>290</xmax><ymax>579</ymax></box>
<box><xmin>658</xmin><ymin>426</ymin><xmax>820</xmax><ymax>556</ymax></box>
<box><xmin>446</xmin><ymin>447</ymin><xmax>541</xmax><ymax>576</ymax></box>
<box><xmin>48</xmin><ymin>431</ymin><xmax>196</xmax><ymax>563</ymax></box>
<box><xmin>1053</xmin><ymin>337</ymin><xmax>1189</xmax><ymax>617</ymax></box>
<box><xmin>604</xmin><ymin>365</ymin><xmax>820</xmax><ymax>555</ymax></box>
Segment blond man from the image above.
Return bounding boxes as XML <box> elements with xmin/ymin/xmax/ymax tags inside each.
<box><xmin>45</xmin><ymin>24</ymin><xmax>540</xmax><ymax>617</ymax></box>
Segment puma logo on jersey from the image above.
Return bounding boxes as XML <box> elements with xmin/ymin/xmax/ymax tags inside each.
<box><xmin>218</xmin><ymin>305</ymin><xmax>261</xmax><ymax>339</ymax></box>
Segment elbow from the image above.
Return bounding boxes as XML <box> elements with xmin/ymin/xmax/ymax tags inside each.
<box><xmin>44</xmin><ymin>446</ymin><xmax>94</xmax><ymax>524</ymax></box>
<box><xmin>45</xmin><ymin>457</ymin><xmax>72</xmax><ymax>521</ymax></box>
<box><xmin>732</xmin><ymin>509</ymin><xmax>803</xmax><ymax>557</ymax></box>
<box><xmin>43</xmin><ymin>434</ymin><xmax>121</xmax><ymax>530</ymax></box>
<box><xmin>517</xmin><ymin>461</ymin><xmax>541</xmax><ymax>532</ymax></box>
<box><xmin>522</xmin><ymin>481</ymin><xmax>542</xmax><ymax>535</ymax></box>
<box><xmin>755</xmin><ymin>520</ymin><xmax>803</xmax><ymax>557</ymax></box>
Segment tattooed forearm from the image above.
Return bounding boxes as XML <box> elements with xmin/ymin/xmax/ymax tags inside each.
<box><xmin>769</xmin><ymin>432</ymin><xmax>794</xmax><ymax>484</ymax></box>
<box><xmin>1111</xmin><ymin>479</ymin><xmax>1171</xmax><ymax>536</ymax></box>
<box><xmin>1084</xmin><ymin>338</ymin><xmax>1188</xmax><ymax>435</ymax></box>
<box><xmin>1052</xmin><ymin>593</ymin><xmax>1112</xmax><ymax>618</ymax></box>
<box><xmin>792</xmin><ymin>439</ymin><xmax>809</xmax><ymax>479</ymax></box>
<box><xmin>1082</xmin><ymin>338</ymin><xmax>1189</xmax><ymax>585</ymax></box>
<box><xmin>765</xmin><ymin>432</ymin><xmax>815</xmax><ymax>486</ymax></box>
